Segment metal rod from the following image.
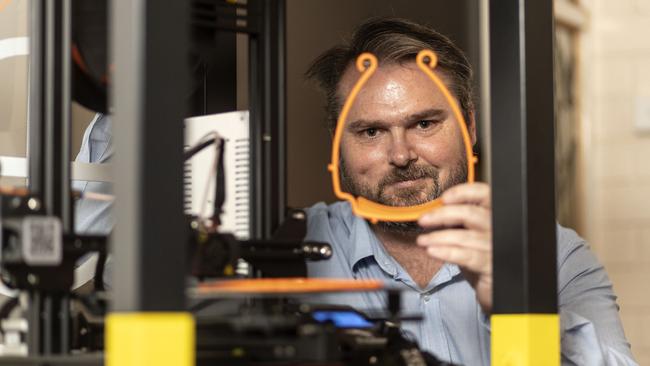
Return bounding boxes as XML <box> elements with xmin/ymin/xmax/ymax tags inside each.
<box><xmin>26</xmin><ymin>0</ymin><xmax>73</xmax><ymax>355</ymax></box>
<box><xmin>27</xmin><ymin>292</ymin><xmax>41</xmax><ymax>355</ymax></box>
<box><xmin>111</xmin><ymin>0</ymin><xmax>189</xmax><ymax>311</ymax></box>
<box><xmin>43</xmin><ymin>296</ymin><xmax>52</xmax><ymax>354</ymax></box>
<box><xmin>249</xmin><ymin>17</ymin><xmax>263</xmax><ymax>239</ymax></box>
<box><xmin>41</xmin><ymin>0</ymin><xmax>73</xmax><ymax>233</ymax></box>
<box><xmin>27</xmin><ymin>0</ymin><xmax>45</xmax><ymax>196</ymax></box>
<box><xmin>59</xmin><ymin>295</ymin><xmax>70</xmax><ymax>353</ymax></box>
<box><xmin>266</xmin><ymin>0</ymin><xmax>286</xmax><ymax>237</ymax></box>
<box><xmin>250</xmin><ymin>0</ymin><xmax>286</xmax><ymax>239</ymax></box>
<box><xmin>489</xmin><ymin>0</ymin><xmax>557</xmax><ymax>313</ymax></box>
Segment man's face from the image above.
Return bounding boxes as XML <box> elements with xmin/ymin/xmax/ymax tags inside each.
<box><xmin>337</xmin><ymin>61</ymin><xmax>476</xmax><ymax>212</ymax></box>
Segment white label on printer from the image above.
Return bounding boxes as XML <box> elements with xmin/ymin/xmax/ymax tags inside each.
<box><xmin>22</xmin><ymin>216</ymin><xmax>62</xmax><ymax>265</ymax></box>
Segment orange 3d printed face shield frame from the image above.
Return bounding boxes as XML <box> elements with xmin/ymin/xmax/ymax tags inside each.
<box><xmin>328</xmin><ymin>49</ymin><xmax>477</xmax><ymax>224</ymax></box>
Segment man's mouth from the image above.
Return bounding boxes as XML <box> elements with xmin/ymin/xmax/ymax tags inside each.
<box><xmin>389</xmin><ymin>177</ymin><xmax>428</xmax><ymax>189</ymax></box>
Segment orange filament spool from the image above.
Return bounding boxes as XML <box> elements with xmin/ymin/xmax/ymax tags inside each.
<box><xmin>197</xmin><ymin>278</ymin><xmax>384</xmax><ymax>294</ymax></box>
<box><xmin>328</xmin><ymin>50</ymin><xmax>477</xmax><ymax>224</ymax></box>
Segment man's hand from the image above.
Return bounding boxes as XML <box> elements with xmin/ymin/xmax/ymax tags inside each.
<box><xmin>416</xmin><ymin>182</ymin><xmax>493</xmax><ymax>314</ymax></box>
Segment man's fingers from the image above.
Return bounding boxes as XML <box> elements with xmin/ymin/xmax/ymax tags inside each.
<box><xmin>418</xmin><ymin>204</ymin><xmax>491</xmax><ymax>232</ymax></box>
<box><xmin>440</xmin><ymin>182</ymin><xmax>491</xmax><ymax>207</ymax></box>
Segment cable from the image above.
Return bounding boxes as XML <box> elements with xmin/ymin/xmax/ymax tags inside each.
<box><xmin>184</xmin><ymin>131</ymin><xmax>221</xmax><ymax>161</ymax></box>
<box><xmin>184</xmin><ymin>137</ymin><xmax>216</xmax><ymax>161</ymax></box>
<box><xmin>213</xmin><ymin>137</ymin><xmax>226</xmax><ymax>225</ymax></box>
<box><xmin>93</xmin><ymin>251</ymin><xmax>107</xmax><ymax>291</ymax></box>
<box><xmin>185</xmin><ymin>131</ymin><xmax>225</xmax><ymax>229</ymax></box>
<box><xmin>198</xmin><ymin>144</ymin><xmax>219</xmax><ymax>224</ymax></box>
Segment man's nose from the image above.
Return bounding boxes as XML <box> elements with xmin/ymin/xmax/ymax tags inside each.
<box><xmin>388</xmin><ymin>134</ymin><xmax>417</xmax><ymax>167</ymax></box>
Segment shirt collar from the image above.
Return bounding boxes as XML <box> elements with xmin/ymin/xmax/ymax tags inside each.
<box><xmin>427</xmin><ymin>263</ymin><xmax>462</xmax><ymax>290</ymax></box>
<box><xmin>341</xmin><ymin>202</ymin><xmax>463</xmax><ymax>287</ymax></box>
<box><xmin>339</xmin><ymin>202</ymin><xmax>395</xmax><ymax>275</ymax></box>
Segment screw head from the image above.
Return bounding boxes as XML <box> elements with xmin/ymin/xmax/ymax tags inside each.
<box><xmin>27</xmin><ymin>198</ymin><xmax>40</xmax><ymax>211</ymax></box>
<box><xmin>319</xmin><ymin>246</ymin><xmax>333</xmax><ymax>258</ymax></box>
<box><xmin>292</xmin><ymin>211</ymin><xmax>306</xmax><ymax>220</ymax></box>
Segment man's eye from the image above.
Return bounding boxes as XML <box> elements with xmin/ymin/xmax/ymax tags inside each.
<box><xmin>363</xmin><ymin>128</ymin><xmax>378</xmax><ymax>137</ymax></box>
<box><xmin>417</xmin><ymin>120</ymin><xmax>433</xmax><ymax>129</ymax></box>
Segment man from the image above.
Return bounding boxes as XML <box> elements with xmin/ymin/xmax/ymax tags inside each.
<box><xmin>304</xmin><ymin>17</ymin><xmax>636</xmax><ymax>365</ymax></box>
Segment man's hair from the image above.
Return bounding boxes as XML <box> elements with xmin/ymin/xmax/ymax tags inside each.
<box><xmin>306</xmin><ymin>17</ymin><xmax>474</xmax><ymax>132</ymax></box>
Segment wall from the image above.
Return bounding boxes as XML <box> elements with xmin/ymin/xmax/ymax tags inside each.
<box><xmin>582</xmin><ymin>0</ymin><xmax>650</xmax><ymax>363</ymax></box>
<box><xmin>0</xmin><ymin>0</ymin><xmax>28</xmax><ymax>159</ymax></box>
<box><xmin>0</xmin><ymin>0</ymin><xmax>96</xmax><ymax>186</ymax></box>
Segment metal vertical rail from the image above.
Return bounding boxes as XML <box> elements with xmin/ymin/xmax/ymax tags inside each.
<box><xmin>108</xmin><ymin>2</ymin><xmax>196</xmax><ymax>363</ymax></box>
<box><xmin>490</xmin><ymin>0</ymin><xmax>557</xmax><ymax>315</ymax></box>
<box><xmin>250</xmin><ymin>0</ymin><xmax>286</xmax><ymax>240</ymax></box>
<box><xmin>28</xmin><ymin>0</ymin><xmax>73</xmax><ymax>232</ymax></box>
<box><xmin>26</xmin><ymin>1</ymin><xmax>45</xmax><ymax>354</ymax></box>
<box><xmin>249</xmin><ymin>5</ymin><xmax>263</xmax><ymax>239</ymax></box>
<box><xmin>44</xmin><ymin>0</ymin><xmax>73</xmax><ymax>234</ymax></box>
<box><xmin>27</xmin><ymin>1</ymin><xmax>45</xmax><ymax>196</ymax></box>
<box><xmin>110</xmin><ymin>0</ymin><xmax>188</xmax><ymax>311</ymax></box>
<box><xmin>489</xmin><ymin>0</ymin><xmax>559</xmax><ymax>364</ymax></box>
<box><xmin>26</xmin><ymin>0</ymin><xmax>73</xmax><ymax>355</ymax></box>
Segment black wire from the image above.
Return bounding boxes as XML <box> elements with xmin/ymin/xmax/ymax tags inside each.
<box><xmin>93</xmin><ymin>251</ymin><xmax>107</xmax><ymax>291</ymax></box>
<box><xmin>213</xmin><ymin>139</ymin><xmax>226</xmax><ymax>225</ymax></box>
<box><xmin>183</xmin><ymin>136</ymin><xmax>227</xmax><ymax>225</ymax></box>
<box><xmin>184</xmin><ymin>137</ymin><xmax>217</xmax><ymax>161</ymax></box>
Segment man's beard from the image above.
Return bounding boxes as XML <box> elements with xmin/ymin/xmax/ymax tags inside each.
<box><xmin>340</xmin><ymin>157</ymin><xmax>468</xmax><ymax>235</ymax></box>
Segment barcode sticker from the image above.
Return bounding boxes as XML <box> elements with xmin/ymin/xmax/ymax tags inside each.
<box><xmin>21</xmin><ymin>216</ymin><xmax>62</xmax><ymax>265</ymax></box>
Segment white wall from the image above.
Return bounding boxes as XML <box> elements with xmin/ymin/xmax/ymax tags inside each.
<box><xmin>0</xmin><ymin>0</ymin><xmax>28</xmax><ymax>159</ymax></box>
<box><xmin>583</xmin><ymin>0</ymin><xmax>650</xmax><ymax>363</ymax></box>
<box><xmin>0</xmin><ymin>0</ymin><xmax>95</xmax><ymax>185</ymax></box>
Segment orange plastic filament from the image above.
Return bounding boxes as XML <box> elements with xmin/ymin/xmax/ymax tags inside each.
<box><xmin>328</xmin><ymin>50</ymin><xmax>477</xmax><ymax>224</ymax></box>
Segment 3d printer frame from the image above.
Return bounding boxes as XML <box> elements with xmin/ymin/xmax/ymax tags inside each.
<box><xmin>0</xmin><ymin>0</ymin><xmax>559</xmax><ymax>365</ymax></box>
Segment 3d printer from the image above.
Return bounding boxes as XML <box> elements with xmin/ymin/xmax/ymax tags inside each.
<box><xmin>0</xmin><ymin>0</ymin><xmax>560</xmax><ymax>365</ymax></box>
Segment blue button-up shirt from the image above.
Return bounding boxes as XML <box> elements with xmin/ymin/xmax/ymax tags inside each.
<box><xmin>305</xmin><ymin>201</ymin><xmax>637</xmax><ymax>365</ymax></box>
<box><xmin>73</xmin><ymin>113</ymin><xmax>114</xmax><ymax>234</ymax></box>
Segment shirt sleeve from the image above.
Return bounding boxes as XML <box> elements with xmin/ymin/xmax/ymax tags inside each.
<box><xmin>73</xmin><ymin>114</ymin><xmax>114</xmax><ymax>290</ymax></box>
<box><xmin>557</xmin><ymin>226</ymin><xmax>638</xmax><ymax>365</ymax></box>
<box><xmin>73</xmin><ymin>113</ymin><xmax>114</xmax><ymax>235</ymax></box>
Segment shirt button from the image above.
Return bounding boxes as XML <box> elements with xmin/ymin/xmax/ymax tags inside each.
<box><xmin>421</xmin><ymin>294</ymin><xmax>431</xmax><ymax>303</ymax></box>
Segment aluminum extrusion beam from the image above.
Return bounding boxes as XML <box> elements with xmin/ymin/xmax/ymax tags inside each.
<box><xmin>28</xmin><ymin>0</ymin><xmax>73</xmax><ymax>233</ymax></box>
<box><xmin>489</xmin><ymin>0</ymin><xmax>558</xmax><ymax>313</ymax></box>
<box><xmin>249</xmin><ymin>0</ymin><xmax>286</xmax><ymax>240</ymax></box>
<box><xmin>110</xmin><ymin>0</ymin><xmax>189</xmax><ymax>311</ymax></box>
